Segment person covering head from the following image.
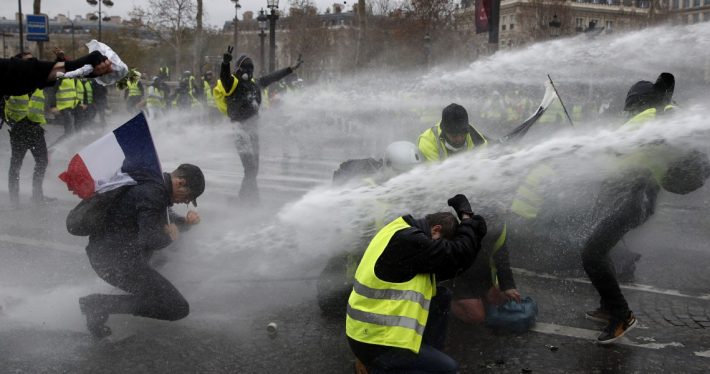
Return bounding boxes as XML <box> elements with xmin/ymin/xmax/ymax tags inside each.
<box><xmin>235</xmin><ymin>55</ymin><xmax>254</xmax><ymax>81</ymax></box>
<box><xmin>384</xmin><ymin>141</ymin><xmax>422</xmax><ymax>173</ymax></box>
<box><xmin>624</xmin><ymin>72</ymin><xmax>675</xmax><ymax>114</ymax></box>
<box><xmin>172</xmin><ymin>164</ymin><xmax>205</xmax><ymax>206</ymax></box>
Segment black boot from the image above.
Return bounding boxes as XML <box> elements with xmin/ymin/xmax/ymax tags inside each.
<box><xmin>79</xmin><ymin>295</ymin><xmax>112</xmax><ymax>338</ymax></box>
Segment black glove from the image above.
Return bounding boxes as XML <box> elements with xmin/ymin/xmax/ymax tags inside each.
<box><xmin>65</xmin><ymin>51</ymin><xmax>106</xmax><ymax>71</ymax></box>
<box><xmin>292</xmin><ymin>54</ymin><xmax>303</xmax><ymax>70</ymax></box>
<box><xmin>223</xmin><ymin>46</ymin><xmax>233</xmax><ymax>65</ymax></box>
<box><xmin>447</xmin><ymin>194</ymin><xmax>473</xmax><ymax>221</ymax></box>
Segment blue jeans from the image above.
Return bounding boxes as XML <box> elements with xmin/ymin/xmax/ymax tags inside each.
<box><xmin>368</xmin><ymin>287</ymin><xmax>457</xmax><ymax>374</ymax></box>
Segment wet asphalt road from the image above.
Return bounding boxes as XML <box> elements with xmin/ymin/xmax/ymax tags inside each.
<box><xmin>0</xmin><ymin>123</ymin><xmax>709</xmax><ymax>373</ymax></box>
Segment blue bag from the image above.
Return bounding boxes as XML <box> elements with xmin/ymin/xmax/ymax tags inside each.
<box><xmin>484</xmin><ymin>296</ymin><xmax>538</xmax><ymax>333</ymax></box>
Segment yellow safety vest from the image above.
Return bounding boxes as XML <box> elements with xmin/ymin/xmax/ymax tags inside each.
<box><xmin>56</xmin><ymin>78</ymin><xmax>78</xmax><ymax>111</ymax></box>
<box><xmin>75</xmin><ymin>79</ymin><xmax>85</xmax><ymax>105</ymax></box>
<box><xmin>4</xmin><ymin>94</ymin><xmax>29</xmax><ymax>123</ymax></box>
<box><xmin>203</xmin><ymin>80</ymin><xmax>216</xmax><ymax>108</ymax></box>
<box><xmin>619</xmin><ymin>106</ymin><xmax>677</xmax><ymax>183</ymax></box>
<box><xmin>187</xmin><ymin>76</ymin><xmax>201</xmax><ymax>107</ymax></box>
<box><xmin>146</xmin><ymin>86</ymin><xmax>166</xmax><ymax>109</ymax></box>
<box><xmin>27</xmin><ymin>89</ymin><xmax>46</xmax><ymax>125</ymax></box>
<box><xmin>84</xmin><ymin>80</ymin><xmax>94</xmax><ymax>105</ymax></box>
<box><xmin>510</xmin><ymin>163</ymin><xmax>556</xmax><ymax>219</ymax></box>
<box><xmin>213</xmin><ymin>76</ymin><xmax>239</xmax><ymax>115</ymax></box>
<box><xmin>346</xmin><ymin>217</ymin><xmax>435</xmax><ymax>354</ymax></box>
<box><xmin>127</xmin><ymin>81</ymin><xmax>142</xmax><ymax>98</ymax></box>
<box><xmin>417</xmin><ymin>122</ymin><xmax>488</xmax><ymax>162</ymax></box>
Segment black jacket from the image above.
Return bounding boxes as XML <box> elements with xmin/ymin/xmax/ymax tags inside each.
<box><xmin>374</xmin><ymin>215</ymin><xmax>484</xmax><ymax>283</ymax></box>
<box><xmin>87</xmin><ymin>173</ymin><xmax>186</xmax><ymax>255</ymax></box>
<box><xmin>220</xmin><ymin>62</ymin><xmax>293</xmax><ymax>122</ymax></box>
<box><xmin>0</xmin><ymin>58</ymin><xmax>56</xmax><ymax>97</ymax></box>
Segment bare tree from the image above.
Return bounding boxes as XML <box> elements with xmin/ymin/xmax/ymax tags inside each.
<box><xmin>130</xmin><ymin>0</ymin><xmax>197</xmax><ymax>75</ymax></box>
<box><xmin>355</xmin><ymin>0</ymin><xmax>367</xmax><ymax>67</ymax></box>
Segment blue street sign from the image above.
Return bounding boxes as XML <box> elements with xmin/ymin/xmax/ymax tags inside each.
<box><xmin>26</xmin><ymin>14</ymin><xmax>49</xmax><ymax>42</ymax></box>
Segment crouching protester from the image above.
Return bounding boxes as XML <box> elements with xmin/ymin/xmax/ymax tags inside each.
<box><xmin>448</xmin><ymin>210</ymin><xmax>522</xmax><ymax>326</ymax></box>
<box><xmin>346</xmin><ymin>194</ymin><xmax>487</xmax><ymax>374</ymax></box>
<box><xmin>75</xmin><ymin>164</ymin><xmax>205</xmax><ymax>338</ymax></box>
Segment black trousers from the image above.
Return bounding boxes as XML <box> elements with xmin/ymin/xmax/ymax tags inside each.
<box><xmin>85</xmin><ymin>244</ymin><xmax>189</xmax><ymax>321</ymax></box>
<box><xmin>8</xmin><ymin>120</ymin><xmax>48</xmax><ymax>202</ymax></box>
<box><xmin>581</xmin><ymin>172</ymin><xmax>659</xmax><ymax>319</ymax></box>
<box><xmin>234</xmin><ymin>118</ymin><xmax>260</xmax><ymax>203</ymax></box>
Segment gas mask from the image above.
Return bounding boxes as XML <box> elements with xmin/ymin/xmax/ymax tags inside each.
<box><xmin>235</xmin><ymin>56</ymin><xmax>255</xmax><ymax>81</ymax></box>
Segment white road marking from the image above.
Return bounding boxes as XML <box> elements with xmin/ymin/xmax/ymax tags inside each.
<box><xmin>532</xmin><ymin>322</ymin><xmax>685</xmax><ymax>350</ymax></box>
<box><xmin>694</xmin><ymin>350</ymin><xmax>710</xmax><ymax>358</ymax></box>
<box><xmin>512</xmin><ymin>268</ymin><xmax>710</xmax><ymax>301</ymax></box>
<box><xmin>0</xmin><ymin>234</ymin><xmax>83</xmax><ymax>254</ymax></box>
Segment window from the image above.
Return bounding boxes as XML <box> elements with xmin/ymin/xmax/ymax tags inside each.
<box><xmin>693</xmin><ymin>0</ymin><xmax>700</xmax><ymax>6</ymax></box>
<box><xmin>606</xmin><ymin>20</ymin><xmax>613</xmax><ymax>30</ymax></box>
<box><xmin>693</xmin><ymin>12</ymin><xmax>700</xmax><ymax>23</ymax></box>
<box><xmin>705</xmin><ymin>0</ymin><xmax>710</xmax><ymax>5</ymax></box>
<box><xmin>510</xmin><ymin>23</ymin><xmax>515</xmax><ymax>30</ymax></box>
<box><xmin>576</xmin><ymin>18</ymin><xmax>584</xmax><ymax>28</ymax></box>
<box><xmin>704</xmin><ymin>11</ymin><xmax>710</xmax><ymax>21</ymax></box>
<box><xmin>683</xmin><ymin>0</ymin><xmax>690</xmax><ymax>8</ymax></box>
<box><xmin>502</xmin><ymin>24</ymin><xmax>507</xmax><ymax>31</ymax></box>
<box><xmin>672</xmin><ymin>0</ymin><xmax>679</xmax><ymax>8</ymax></box>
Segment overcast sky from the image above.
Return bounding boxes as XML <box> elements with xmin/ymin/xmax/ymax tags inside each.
<box><xmin>2</xmin><ymin>0</ymin><xmax>350</xmax><ymax>28</ymax></box>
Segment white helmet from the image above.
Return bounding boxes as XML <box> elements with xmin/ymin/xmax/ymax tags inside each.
<box><xmin>384</xmin><ymin>141</ymin><xmax>422</xmax><ymax>173</ymax></box>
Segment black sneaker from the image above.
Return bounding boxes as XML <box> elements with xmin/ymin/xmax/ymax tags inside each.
<box><xmin>597</xmin><ymin>312</ymin><xmax>637</xmax><ymax>344</ymax></box>
<box><xmin>79</xmin><ymin>295</ymin><xmax>112</xmax><ymax>338</ymax></box>
<box><xmin>585</xmin><ymin>308</ymin><xmax>611</xmax><ymax>323</ymax></box>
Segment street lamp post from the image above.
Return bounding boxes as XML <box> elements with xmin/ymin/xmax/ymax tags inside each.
<box><xmin>549</xmin><ymin>14</ymin><xmax>562</xmax><ymax>38</ymax></box>
<box><xmin>87</xmin><ymin>0</ymin><xmax>114</xmax><ymax>42</ymax></box>
<box><xmin>231</xmin><ymin>0</ymin><xmax>241</xmax><ymax>53</ymax></box>
<box><xmin>266</xmin><ymin>0</ymin><xmax>280</xmax><ymax>73</ymax></box>
<box><xmin>257</xmin><ymin>9</ymin><xmax>267</xmax><ymax>76</ymax></box>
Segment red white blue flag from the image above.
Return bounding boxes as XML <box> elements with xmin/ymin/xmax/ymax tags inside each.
<box><xmin>59</xmin><ymin>112</ymin><xmax>162</xmax><ymax>199</ymax></box>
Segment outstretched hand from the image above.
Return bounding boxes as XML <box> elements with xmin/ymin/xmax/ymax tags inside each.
<box><xmin>223</xmin><ymin>45</ymin><xmax>234</xmax><ymax>64</ymax></box>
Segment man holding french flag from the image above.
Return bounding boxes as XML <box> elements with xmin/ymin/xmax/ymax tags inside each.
<box><xmin>59</xmin><ymin>112</ymin><xmax>205</xmax><ymax>338</ymax></box>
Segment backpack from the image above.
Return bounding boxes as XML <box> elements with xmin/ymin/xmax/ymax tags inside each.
<box><xmin>485</xmin><ymin>296</ymin><xmax>538</xmax><ymax>334</ymax></box>
<box><xmin>66</xmin><ymin>186</ymin><xmax>131</xmax><ymax>236</ymax></box>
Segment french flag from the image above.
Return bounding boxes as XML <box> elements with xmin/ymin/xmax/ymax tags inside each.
<box><xmin>59</xmin><ymin>112</ymin><xmax>162</xmax><ymax>199</ymax></box>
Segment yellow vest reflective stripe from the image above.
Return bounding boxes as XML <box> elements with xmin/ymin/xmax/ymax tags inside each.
<box><xmin>27</xmin><ymin>89</ymin><xmax>46</xmax><ymax>125</ymax></box>
<box><xmin>84</xmin><ymin>81</ymin><xmax>94</xmax><ymax>104</ymax></box>
<box><xmin>56</xmin><ymin>78</ymin><xmax>77</xmax><ymax>110</ymax></box>
<box><xmin>4</xmin><ymin>94</ymin><xmax>29</xmax><ymax>122</ymax></box>
<box><xmin>417</xmin><ymin>122</ymin><xmax>487</xmax><ymax>162</ymax></box>
<box><xmin>127</xmin><ymin>81</ymin><xmax>142</xmax><ymax>97</ymax></box>
<box><xmin>213</xmin><ymin>76</ymin><xmax>239</xmax><ymax>115</ymax></box>
<box><xmin>346</xmin><ymin>217</ymin><xmax>435</xmax><ymax>354</ymax></box>
<box><xmin>147</xmin><ymin>86</ymin><xmax>166</xmax><ymax>108</ymax></box>
<box><xmin>510</xmin><ymin>163</ymin><xmax>555</xmax><ymax>219</ymax></box>
<box><xmin>187</xmin><ymin>77</ymin><xmax>201</xmax><ymax>107</ymax></box>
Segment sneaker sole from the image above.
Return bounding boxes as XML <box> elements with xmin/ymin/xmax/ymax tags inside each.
<box><xmin>597</xmin><ymin>318</ymin><xmax>637</xmax><ymax>345</ymax></box>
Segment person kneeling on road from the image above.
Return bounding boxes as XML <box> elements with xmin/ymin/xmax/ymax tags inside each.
<box><xmin>346</xmin><ymin>194</ymin><xmax>486</xmax><ymax>374</ymax></box>
<box><xmin>78</xmin><ymin>164</ymin><xmax>205</xmax><ymax>338</ymax></box>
